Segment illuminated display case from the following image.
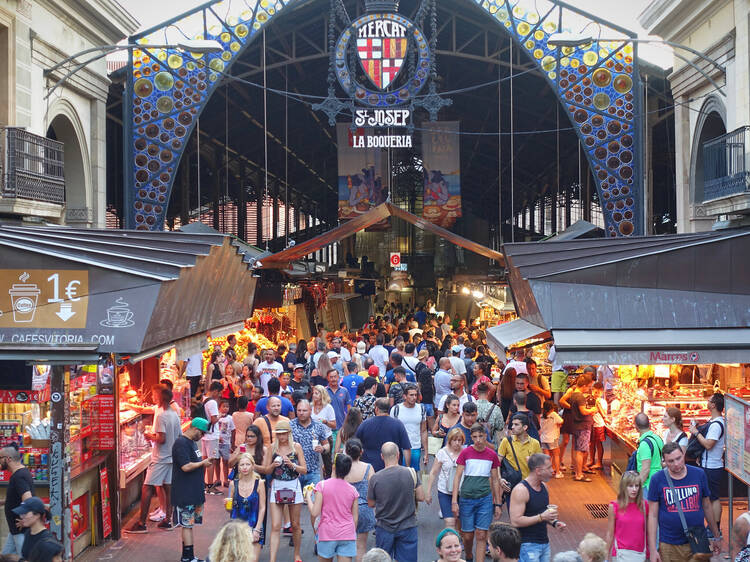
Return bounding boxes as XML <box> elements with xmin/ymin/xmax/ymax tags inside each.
<box><xmin>118</xmin><ymin>411</ymin><xmax>151</xmax><ymax>486</ymax></box>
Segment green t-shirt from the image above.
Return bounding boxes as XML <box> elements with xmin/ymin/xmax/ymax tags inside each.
<box><xmin>636</xmin><ymin>431</ymin><xmax>663</xmax><ymax>490</ymax></box>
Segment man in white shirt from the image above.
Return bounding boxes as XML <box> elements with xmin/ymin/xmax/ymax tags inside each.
<box><xmin>402</xmin><ymin>343</ymin><xmax>420</xmax><ymax>373</ymax></box>
<box><xmin>202</xmin><ymin>381</ymin><xmax>222</xmax><ymax>493</ymax></box>
<box><xmin>312</xmin><ymin>339</ymin><xmax>328</xmax><ymax>366</ymax></box>
<box><xmin>256</xmin><ymin>349</ymin><xmax>284</xmax><ymax>396</ymax></box>
<box><xmin>503</xmin><ymin>350</ymin><xmax>528</xmax><ymax>376</ymax></box>
<box><xmin>390</xmin><ymin>384</ymin><xmax>427</xmax><ymax>471</ymax></box>
<box><xmin>690</xmin><ymin>393</ymin><xmax>726</xmax><ymax>535</ymax></box>
<box><xmin>449</xmin><ymin>345</ymin><xmax>467</xmax><ymax>377</ymax></box>
<box><xmin>330</xmin><ymin>336</ymin><xmax>352</xmax><ymax>362</ymax></box>
<box><xmin>181</xmin><ymin>352</ymin><xmax>203</xmax><ymax>397</ymax></box>
<box><xmin>407</xmin><ymin>321</ymin><xmax>422</xmax><ymax>339</ymax></box>
<box><xmin>368</xmin><ymin>333</ymin><xmax>390</xmax><ymax>379</ymax></box>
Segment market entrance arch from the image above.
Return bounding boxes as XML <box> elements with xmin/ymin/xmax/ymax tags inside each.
<box><xmin>124</xmin><ymin>0</ymin><xmax>642</xmax><ymax>237</ymax></box>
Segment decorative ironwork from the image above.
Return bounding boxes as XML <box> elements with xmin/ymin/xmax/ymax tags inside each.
<box><xmin>1</xmin><ymin>127</ymin><xmax>65</xmax><ymax>205</ymax></box>
<box><xmin>124</xmin><ymin>0</ymin><xmax>642</xmax><ymax>236</ymax></box>
<box><xmin>702</xmin><ymin>126</ymin><xmax>750</xmax><ymax>202</ymax></box>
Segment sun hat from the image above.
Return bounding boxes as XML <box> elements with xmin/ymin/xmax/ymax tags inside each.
<box><xmin>273</xmin><ymin>419</ymin><xmax>292</xmax><ymax>433</ymax></box>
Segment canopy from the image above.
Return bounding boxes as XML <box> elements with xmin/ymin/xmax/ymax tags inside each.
<box><xmin>486</xmin><ymin>319</ymin><xmax>549</xmax><ymax>357</ymax></box>
<box><xmin>0</xmin><ymin>225</ymin><xmax>257</xmax><ymax>355</ymax></box>
<box><xmin>502</xmin><ymin>228</ymin><xmax>750</xmax><ymax>365</ymax></box>
<box><xmin>260</xmin><ymin>203</ymin><xmax>505</xmax><ymax>268</ymax></box>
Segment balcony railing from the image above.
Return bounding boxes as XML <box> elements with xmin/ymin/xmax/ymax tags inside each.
<box><xmin>702</xmin><ymin>126</ymin><xmax>750</xmax><ymax>203</ymax></box>
<box><xmin>0</xmin><ymin>127</ymin><xmax>65</xmax><ymax>205</ymax></box>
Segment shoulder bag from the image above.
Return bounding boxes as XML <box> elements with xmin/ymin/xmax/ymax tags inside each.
<box><xmin>613</xmin><ymin>501</ymin><xmax>647</xmax><ymax>562</ymax></box>
<box><xmin>662</xmin><ymin>469</ymin><xmax>711</xmax><ymax>554</ymax></box>
<box><xmin>500</xmin><ymin>437</ymin><xmax>523</xmax><ymax>492</ymax></box>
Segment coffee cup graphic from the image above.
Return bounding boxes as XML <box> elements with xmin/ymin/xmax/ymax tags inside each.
<box><xmin>100</xmin><ymin>297</ymin><xmax>135</xmax><ymax>328</ymax></box>
<box><xmin>9</xmin><ymin>284</ymin><xmax>40</xmax><ymax>322</ymax></box>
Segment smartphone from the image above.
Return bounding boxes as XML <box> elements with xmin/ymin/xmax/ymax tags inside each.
<box><xmin>240</xmin><ymin>444</ymin><xmax>247</xmax><ymax>453</ymax></box>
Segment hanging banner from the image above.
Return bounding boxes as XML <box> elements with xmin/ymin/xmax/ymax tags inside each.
<box><xmin>337</xmin><ymin>124</ymin><xmax>389</xmax><ymax>221</ymax></box>
<box><xmin>422</xmin><ymin>121</ymin><xmax>461</xmax><ymax>228</ymax></box>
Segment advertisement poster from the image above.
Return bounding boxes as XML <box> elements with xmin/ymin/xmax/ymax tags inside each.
<box><xmin>337</xmin><ymin>124</ymin><xmax>389</xmax><ymax>221</ymax></box>
<box><xmin>70</xmin><ymin>493</ymin><xmax>89</xmax><ymax>540</ymax></box>
<box><xmin>724</xmin><ymin>394</ymin><xmax>749</xmax><ymax>484</ymax></box>
<box><xmin>99</xmin><ymin>466</ymin><xmax>112</xmax><ymax>538</ymax></box>
<box><xmin>422</xmin><ymin>121</ymin><xmax>461</xmax><ymax>228</ymax></box>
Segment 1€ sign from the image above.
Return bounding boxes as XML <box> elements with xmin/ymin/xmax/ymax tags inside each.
<box><xmin>389</xmin><ymin>252</ymin><xmax>401</xmax><ymax>267</ymax></box>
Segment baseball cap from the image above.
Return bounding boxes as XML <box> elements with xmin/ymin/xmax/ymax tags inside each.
<box><xmin>368</xmin><ymin>365</ymin><xmax>379</xmax><ymax>377</ymax></box>
<box><xmin>273</xmin><ymin>419</ymin><xmax>292</xmax><ymax>433</ymax></box>
<box><xmin>451</xmin><ymin>345</ymin><xmax>461</xmax><ymax>353</ymax></box>
<box><xmin>327</xmin><ymin>351</ymin><xmax>339</xmax><ymax>358</ymax></box>
<box><xmin>294</xmin><ymin>363</ymin><xmax>305</xmax><ymax>370</ymax></box>
<box><xmin>191</xmin><ymin>417</ymin><xmax>210</xmax><ymax>432</ymax></box>
<box><xmin>356</xmin><ymin>341</ymin><xmax>367</xmax><ymax>353</ymax></box>
<box><xmin>12</xmin><ymin>497</ymin><xmax>49</xmax><ymax>518</ymax></box>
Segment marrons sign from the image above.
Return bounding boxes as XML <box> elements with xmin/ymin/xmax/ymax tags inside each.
<box><xmin>649</xmin><ymin>351</ymin><xmax>700</xmax><ymax>363</ymax></box>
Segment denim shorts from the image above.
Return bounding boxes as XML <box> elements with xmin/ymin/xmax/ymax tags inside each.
<box><xmin>317</xmin><ymin>539</ymin><xmax>357</xmax><ymax>558</ymax></box>
<box><xmin>218</xmin><ymin>443</ymin><xmax>231</xmax><ymax>460</ymax></box>
<box><xmin>520</xmin><ymin>541</ymin><xmax>550</xmax><ymax>562</ymax></box>
<box><xmin>458</xmin><ymin>493</ymin><xmax>493</xmax><ymax>532</ymax></box>
<box><xmin>423</xmin><ymin>403</ymin><xmax>435</xmax><ymax>417</ymax></box>
<box><xmin>438</xmin><ymin>491</ymin><xmax>454</xmax><ymax>518</ymax></box>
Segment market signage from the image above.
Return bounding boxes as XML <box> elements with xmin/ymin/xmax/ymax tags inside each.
<box><xmin>335</xmin><ymin>7</ymin><xmax>431</xmax><ymax>149</ymax></box>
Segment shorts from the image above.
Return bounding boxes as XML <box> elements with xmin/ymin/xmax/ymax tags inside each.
<box><xmin>317</xmin><ymin>540</ymin><xmax>357</xmax><ymax>558</ymax></box>
<box><xmin>590</xmin><ymin>426</ymin><xmax>605</xmax><ymax>444</ymax></box>
<box><xmin>541</xmin><ymin>442</ymin><xmax>558</xmax><ymax>451</ymax></box>
<box><xmin>550</xmin><ymin>371</ymin><xmax>568</xmax><ymax>393</ymax></box>
<box><xmin>560</xmin><ymin>411</ymin><xmax>575</xmax><ymax>435</ymax></box>
<box><xmin>438</xmin><ymin>491</ymin><xmax>454</xmax><ymax>519</ymax></box>
<box><xmin>218</xmin><ymin>443</ymin><xmax>231</xmax><ymax>460</ymax></box>
<box><xmin>458</xmin><ymin>494</ymin><xmax>493</xmax><ymax>532</ymax></box>
<box><xmin>174</xmin><ymin>504</ymin><xmax>204</xmax><ymax>528</ymax></box>
<box><xmin>401</xmin><ymin>448</ymin><xmax>421</xmax><ymax>471</ymax></box>
<box><xmin>704</xmin><ymin>467</ymin><xmax>724</xmax><ymax>501</ymax></box>
<box><xmin>658</xmin><ymin>542</ymin><xmax>692</xmax><ymax>562</ymax></box>
<box><xmin>144</xmin><ymin>462</ymin><xmax>172</xmax><ymax>486</ymax></box>
<box><xmin>423</xmin><ymin>403</ymin><xmax>435</xmax><ymax>417</ymax></box>
<box><xmin>573</xmin><ymin>428</ymin><xmax>591</xmax><ymax>452</ymax></box>
<box><xmin>519</xmin><ymin>541</ymin><xmax>550</xmax><ymax>562</ymax></box>
<box><xmin>270</xmin><ymin>478</ymin><xmax>303</xmax><ymax>504</ymax></box>
<box><xmin>201</xmin><ymin>439</ymin><xmax>219</xmax><ymax>459</ymax></box>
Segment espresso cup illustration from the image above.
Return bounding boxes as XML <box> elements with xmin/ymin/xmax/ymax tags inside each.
<box><xmin>9</xmin><ymin>284</ymin><xmax>40</xmax><ymax>322</ymax></box>
<box><xmin>101</xmin><ymin>297</ymin><xmax>135</xmax><ymax>327</ymax></box>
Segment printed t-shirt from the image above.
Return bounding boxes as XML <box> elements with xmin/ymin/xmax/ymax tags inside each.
<box><xmin>647</xmin><ymin>466</ymin><xmax>710</xmax><ymax>545</ymax></box>
<box><xmin>217</xmin><ymin>414</ymin><xmax>235</xmax><ymax>445</ymax></box>
<box><xmin>341</xmin><ymin>373</ymin><xmax>364</xmax><ymax>402</ymax></box>
<box><xmin>315</xmin><ymin>478</ymin><xmax>359</xmax><ymax>541</ymax></box>
<box><xmin>257</xmin><ymin>361</ymin><xmax>283</xmax><ymax>395</ymax></box>
<box><xmin>171</xmin><ymin>435</ymin><xmax>205</xmax><ymax>507</ymax></box>
<box><xmin>498</xmin><ymin>435</ymin><xmax>542</xmax><ymax>478</ymax></box>
<box><xmin>456</xmin><ymin>445</ymin><xmax>501</xmax><ymax>498</ymax></box>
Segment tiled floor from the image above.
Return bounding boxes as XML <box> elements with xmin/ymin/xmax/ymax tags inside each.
<box><xmin>77</xmin><ymin>462</ymin><xmax>742</xmax><ymax>561</ymax></box>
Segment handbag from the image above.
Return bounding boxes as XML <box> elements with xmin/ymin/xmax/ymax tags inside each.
<box><xmin>613</xmin><ymin>501</ymin><xmax>647</xmax><ymax>562</ymax></box>
<box><xmin>500</xmin><ymin>437</ymin><xmax>523</xmax><ymax>491</ymax></box>
<box><xmin>663</xmin><ymin>469</ymin><xmax>711</xmax><ymax>554</ymax></box>
<box><xmin>274</xmin><ymin>488</ymin><xmax>296</xmax><ymax>504</ymax></box>
<box><xmin>428</xmin><ymin>435</ymin><xmax>443</xmax><ymax>456</ymax></box>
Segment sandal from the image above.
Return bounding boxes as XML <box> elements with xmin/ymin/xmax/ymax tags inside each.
<box><xmin>573</xmin><ymin>476</ymin><xmax>592</xmax><ymax>482</ymax></box>
<box><xmin>583</xmin><ymin>469</ymin><xmax>596</xmax><ymax>474</ymax></box>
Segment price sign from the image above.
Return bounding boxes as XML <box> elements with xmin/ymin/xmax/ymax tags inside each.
<box><xmin>0</xmin><ymin>269</ymin><xmax>88</xmax><ymax>328</ymax></box>
<box><xmin>389</xmin><ymin>253</ymin><xmax>401</xmax><ymax>267</ymax></box>
<box><xmin>91</xmin><ymin>395</ymin><xmax>116</xmax><ymax>450</ymax></box>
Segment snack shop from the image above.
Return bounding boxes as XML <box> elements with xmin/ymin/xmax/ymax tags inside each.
<box><xmin>490</xmin><ymin>228</ymin><xmax>750</xmax><ymax>489</ymax></box>
<box><xmin>0</xmin><ymin>225</ymin><xmax>257</xmax><ymax>558</ymax></box>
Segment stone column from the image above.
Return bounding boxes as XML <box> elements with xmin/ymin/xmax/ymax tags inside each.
<box><xmin>674</xmin><ymin>97</ymin><xmax>692</xmax><ymax>233</ymax></box>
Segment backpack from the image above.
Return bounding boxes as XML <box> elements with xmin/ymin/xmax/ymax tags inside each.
<box><xmin>686</xmin><ymin>419</ymin><xmax>724</xmax><ymax>464</ymax></box>
<box><xmin>304</xmin><ymin>356</ymin><xmax>316</xmax><ymax>380</ymax></box>
<box><xmin>392</xmin><ymin>403</ymin><xmax>426</xmax><ymax>423</ymax></box>
<box><xmin>478</xmin><ymin>402</ymin><xmax>497</xmax><ymax>436</ymax></box>
<box><xmin>626</xmin><ymin>434</ymin><xmax>660</xmax><ymax>472</ymax></box>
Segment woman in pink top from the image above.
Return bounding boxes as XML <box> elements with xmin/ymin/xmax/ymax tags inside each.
<box><xmin>605</xmin><ymin>470</ymin><xmax>649</xmax><ymax>562</ymax></box>
<box><xmin>306</xmin><ymin>453</ymin><xmax>359</xmax><ymax>562</ymax></box>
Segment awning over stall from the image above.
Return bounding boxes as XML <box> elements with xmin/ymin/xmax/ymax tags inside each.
<box><xmin>486</xmin><ymin>318</ymin><xmax>549</xmax><ymax>356</ymax></box>
<box><xmin>0</xmin><ymin>225</ymin><xmax>257</xmax><ymax>356</ymax></box>
<box><xmin>502</xmin><ymin>228</ymin><xmax>750</xmax><ymax>365</ymax></box>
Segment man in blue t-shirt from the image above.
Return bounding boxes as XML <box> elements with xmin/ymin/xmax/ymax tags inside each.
<box><xmin>341</xmin><ymin>361</ymin><xmax>364</xmax><ymax>402</ymax></box>
<box><xmin>647</xmin><ymin>441</ymin><xmax>721</xmax><ymax>561</ymax></box>
<box><xmin>384</xmin><ymin>352</ymin><xmax>416</xmax><ymax>385</ymax></box>
<box><xmin>254</xmin><ymin>377</ymin><xmax>295</xmax><ymax>418</ymax></box>
<box><xmin>355</xmin><ymin>397</ymin><xmax>411</xmax><ymax>471</ymax></box>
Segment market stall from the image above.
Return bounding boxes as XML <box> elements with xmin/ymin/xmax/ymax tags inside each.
<box><xmin>0</xmin><ymin>225</ymin><xmax>257</xmax><ymax>558</ymax></box>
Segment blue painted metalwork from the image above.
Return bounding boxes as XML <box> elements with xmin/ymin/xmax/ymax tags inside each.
<box><xmin>124</xmin><ymin>0</ymin><xmax>643</xmax><ymax>236</ymax></box>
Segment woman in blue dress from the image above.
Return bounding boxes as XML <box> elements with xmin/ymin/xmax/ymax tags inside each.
<box><xmin>344</xmin><ymin>438</ymin><xmax>375</xmax><ymax>562</ymax></box>
<box><xmin>226</xmin><ymin>453</ymin><xmax>266</xmax><ymax>560</ymax></box>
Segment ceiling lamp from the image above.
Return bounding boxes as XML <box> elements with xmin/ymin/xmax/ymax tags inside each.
<box><xmin>461</xmin><ymin>286</ymin><xmax>471</xmax><ymax>295</ymax></box>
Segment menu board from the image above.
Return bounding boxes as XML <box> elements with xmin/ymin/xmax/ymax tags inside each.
<box><xmin>99</xmin><ymin>466</ymin><xmax>112</xmax><ymax>539</ymax></box>
<box><xmin>724</xmin><ymin>394</ymin><xmax>750</xmax><ymax>484</ymax></box>
<box><xmin>90</xmin><ymin>395</ymin><xmax>116</xmax><ymax>450</ymax></box>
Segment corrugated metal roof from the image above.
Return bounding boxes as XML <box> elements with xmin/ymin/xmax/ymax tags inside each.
<box><xmin>0</xmin><ymin>224</ymin><xmax>236</xmax><ymax>281</ymax></box>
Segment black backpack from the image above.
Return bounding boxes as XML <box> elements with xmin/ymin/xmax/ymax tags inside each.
<box><xmin>686</xmin><ymin>419</ymin><xmax>724</xmax><ymax>463</ymax></box>
<box><xmin>626</xmin><ymin>434</ymin><xmax>660</xmax><ymax>472</ymax></box>
<box><xmin>414</xmin><ymin>362</ymin><xmax>435</xmax><ymax>402</ymax></box>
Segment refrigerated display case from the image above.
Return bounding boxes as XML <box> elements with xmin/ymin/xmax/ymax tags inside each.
<box><xmin>118</xmin><ymin>411</ymin><xmax>151</xmax><ymax>487</ymax></box>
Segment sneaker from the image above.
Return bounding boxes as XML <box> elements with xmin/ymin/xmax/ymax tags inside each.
<box><xmin>149</xmin><ymin>508</ymin><xmax>165</xmax><ymax>522</ymax></box>
<box><xmin>123</xmin><ymin>522</ymin><xmax>147</xmax><ymax>534</ymax></box>
<box><xmin>181</xmin><ymin>558</ymin><xmax>205</xmax><ymax>562</ymax></box>
<box><xmin>282</xmin><ymin>525</ymin><xmax>293</xmax><ymax>535</ymax></box>
<box><xmin>156</xmin><ymin>519</ymin><xmax>173</xmax><ymax>531</ymax></box>
<box><xmin>555</xmin><ymin>472</ymin><xmax>565</xmax><ymax>479</ymax></box>
<box><xmin>207</xmin><ymin>488</ymin><xmax>223</xmax><ymax>495</ymax></box>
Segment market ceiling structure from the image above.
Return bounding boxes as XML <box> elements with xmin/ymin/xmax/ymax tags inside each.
<box><xmin>121</xmin><ymin>0</ymin><xmax>646</xmax><ymax>240</ymax></box>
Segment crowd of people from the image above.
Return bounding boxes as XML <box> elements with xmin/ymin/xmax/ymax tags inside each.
<box><xmin>110</xmin><ymin>306</ymin><xmax>738</xmax><ymax>562</ymax></box>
